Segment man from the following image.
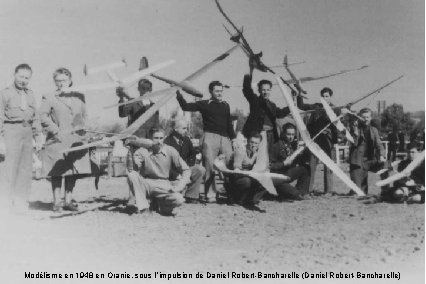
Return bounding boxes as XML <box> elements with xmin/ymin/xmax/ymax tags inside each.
<box><xmin>305</xmin><ymin>87</ymin><xmax>339</xmax><ymax>194</ymax></box>
<box><xmin>164</xmin><ymin>118</ymin><xmax>205</xmax><ymax>203</ymax></box>
<box><xmin>117</xmin><ymin>79</ymin><xmax>159</xmax><ymax>171</ymax></box>
<box><xmin>125</xmin><ymin>128</ymin><xmax>190</xmax><ymax>216</ymax></box>
<box><xmin>0</xmin><ymin>64</ymin><xmax>42</xmax><ymax>212</ymax></box>
<box><xmin>226</xmin><ymin>132</ymin><xmax>267</xmax><ymax>209</ymax></box>
<box><xmin>380</xmin><ymin>144</ymin><xmax>424</xmax><ymax>203</ymax></box>
<box><xmin>349</xmin><ymin>108</ymin><xmax>387</xmax><ymax>194</ymax></box>
<box><xmin>242</xmin><ymin>61</ymin><xmax>301</xmax><ymax>154</ymax></box>
<box><xmin>176</xmin><ymin>81</ymin><xmax>235</xmax><ymax>202</ymax></box>
<box><xmin>269</xmin><ymin>123</ymin><xmax>310</xmax><ymax>200</ymax></box>
<box><xmin>398</xmin><ymin>130</ymin><xmax>405</xmax><ymax>152</ymax></box>
<box><xmin>387</xmin><ymin>129</ymin><xmax>398</xmax><ymax>161</ymax></box>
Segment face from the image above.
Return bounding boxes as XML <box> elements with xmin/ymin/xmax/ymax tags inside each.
<box><xmin>259</xmin><ymin>83</ymin><xmax>271</xmax><ymax>99</ymax></box>
<box><xmin>54</xmin><ymin>73</ymin><xmax>72</xmax><ymax>91</ymax></box>
<box><xmin>138</xmin><ymin>83</ymin><xmax>152</xmax><ymax>96</ymax></box>
<box><xmin>284</xmin><ymin>128</ymin><xmax>296</xmax><ymax>143</ymax></box>
<box><xmin>361</xmin><ymin>111</ymin><xmax>372</xmax><ymax>125</ymax></box>
<box><xmin>151</xmin><ymin>131</ymin><xmax>165</xmax><ymax>146</ymax></box>
<box><xmin>175</xmin><ymin>121</ymin><xmax>188</xmax><ymax>136</ymax></box>
<box><xmin>407</xmin><ymin>148</ymin><xmax>419</xmax><ymax>160</ymax></box>
<box><xmin>14</xmin><ymin>69</ymin><xmax>32</xmax><ymax>90</ymax></box>
<box><xmin>210</xmin><ymin>85</ymin><xmax>223</xmax><ymax>101</ymax></box>
<box><xmin>248</xmin><ymin>137</ymin><xmax>261</xmax><ymax>153</ymax></box>
<box><xmin>322</xmin><ymin>92</ymin><xmax>332</xmax><ymax>104</ymax></box>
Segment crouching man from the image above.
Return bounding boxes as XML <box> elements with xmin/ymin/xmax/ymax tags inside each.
<box><xmin>269</xmin><ymin>123</ymin><xmax>310</xmax><ymax>200</ymax></box>
<box><xmin>226</xmin><ymin>132</ymin><xmax>267</xmax><ymax>210</ymax></box>
<box><xmin>125</xmin><ymin>128</ymin><xmax>191</xmax><ymax>216</ymax></box>
<box><xmin>381</xmin><ymin>144</ymin><xmax>425</xmax><ymax>204</ymax></box>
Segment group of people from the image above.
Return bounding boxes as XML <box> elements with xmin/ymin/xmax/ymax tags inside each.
<box><xmin>0</xmin><ymin>60</ymin><xmax>424</xmax><ymax>216</ymax></box>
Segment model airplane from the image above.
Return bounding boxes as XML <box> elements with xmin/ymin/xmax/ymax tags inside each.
<box><xmin>62</xmin><ymin>45</ymin><xmax>240</xmax><ymax>153</ymax></box>
<box><xmin>105</xmin><ymin>44</ymin><xmax>241</xmax><ymax>108</ymax></box>
<box><xmin>320</xmin><ymin>97</ymin><xmax>354</xmax><ymax>143</ymax></box>
<box><xmin>62</xmin><ymin>59</ymin><xmax>175</xmax><ymax>93</ymax></box>
<box><xmin>376</xmin><ymin>151</ymin><xmax>425</xmax><ymax>187</ymax></box>
<box><xmin>300</xmin><ymin>75</ymin><xmax>404</xmax><ymax>115</ymax></box>
<box><xmin>276</xmin><ymin>75</ymin><xmax>365</xmax><ymax>196</ymax></box>
<box><xmin>213</xmin><ymin>132</ymin><xmax>288</xmax><ymax>196</ymax></box>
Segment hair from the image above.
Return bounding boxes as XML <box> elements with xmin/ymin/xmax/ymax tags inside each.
<box><xmin>172</xmin><ymin>117</ymin><xmax>188</xmax><ymax>129</ymax></box>
<box><xmin>282</xmin><ymin>123</ymin><xmax>297</xmax><ymax>133</ymax></box>
<box><xmin>138</xmin><ymin>79</ymin><xmax>152</xmax><ymax>92</ymax></box>
<box><xmin>407</xmin><ymin>143</ymin><xmax>419</xmax><ymax>152</ymax></box>
<box><xmin>53</xmin><ymin>67</ymin><xmax>72</xmax><ymax>80</ymax></box>
<box><xmin>208</xmin><ymin>80</ymin><xmax>223</xmax><ymax>92</ymax></box>
<box><xmin>14</xmin><ymin>63</ymin><xmax>32</xmax><ymax>74</ymax></box>
<box><xmin>149</xmin><ymin>127</ymin><xmax>164</xmax><ymax>138</ymax></box>
<box><xmin>248</xmin><ymin>132</ymin><xmax>263</xmax><ymax>142</ymax></box>
<box><xmin>320</xmin><ymin>87</ymin><xmax>333</xmax><ymax>97</ymax></box>
<box><xmin>359</xmin><ymin>107</ymin><xmax>372</xmax><ymax>115</ymax></box>
<box><xmin>257</xmin><ymin>79</ymin><xmax>272</xmax><ymax>90</ymax></box>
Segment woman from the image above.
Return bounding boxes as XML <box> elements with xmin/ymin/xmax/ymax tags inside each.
<box><xmin>39</xmin><ymin>68</ymin><xmax>95</xmax><ymax>212</ymax></box>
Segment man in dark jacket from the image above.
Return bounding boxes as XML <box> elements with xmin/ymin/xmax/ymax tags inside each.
<box><xmin>305</xmin><ymin>87</ymin><xmax>339</xmax><ymax>193</ymax></box>
<box><xmin>349</xmin><ymin>108</ymin><xmax>387</xmax><ymax>194</ymax></box>
<box><xmin>242</xmin><ymin>60</ymin><xmax>302</xmax><ymax>155</ymax></box>
<box><xmin>164</xmin><ymin>118</ymin><xmax>205</xmax><ymax>203</ymax></box>
<box><xmin>269</xmin><ymin>123</ymin><xmax>310</xmax><ymax>200</ymax></box>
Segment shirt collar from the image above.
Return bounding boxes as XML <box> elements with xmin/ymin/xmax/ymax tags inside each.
<box><xmin>150</xmin><ymin>146</ymin><xmax>167</xmax><ymax>157</ymax></box>
<box><xmin>208</xmin><ymin>99</ymin><xmax>225</xmax><ymax>104</ymax></box>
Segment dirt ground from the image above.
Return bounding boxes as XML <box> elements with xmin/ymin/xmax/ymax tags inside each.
<box><xmin>0</xmin><ymin>163</ymin><xmax>424</xmax><ymax>284</ymax></box>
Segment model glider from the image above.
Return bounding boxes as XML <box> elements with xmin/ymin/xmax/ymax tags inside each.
<box><xmin>301</xmin><ymin>75</ymin><xmax>404</xmax><ymax>115</ymax></box>
<box><xmin>320</xmin><ymin>97</ymin><xmax>354</xmax><ymax>143</ymax></box>
<box><xmin>63</xmin><ymin>45</ymin><xmax>239</xmax><ymax>153</ymax></box>
<box><xmin>63</xmin><ymin>59</ymin><xmax>175</xmax><ymax>93</ymax></box>
<box><xmin>215</xmin><ymin>0</ymin><xmax>274</xmax><ymax>74</ymax></box>
<box><xmin>376</xmin><ymin>151</ymin><xmax>425</xmax><ymax>187</ymax></box>
<box><xmin>105</xmin><ymin>44</ymin><xmax>241</xmax><ymax>108</ymax></box>
<box><xmin>276</xmin><ymin>76</ymin><xmax>365</xmax><ymax>196</ymax></box>
<box><xmin>213</xmin><ymin>132</ymin><xmax>287</xmax><ymax>196</ymax></box>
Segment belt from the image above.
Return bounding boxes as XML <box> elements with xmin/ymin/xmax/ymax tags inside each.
<box><xmin>4</xmin><ymin>120</ymin><xmax>32</xmax><ymax>127</ymax></box>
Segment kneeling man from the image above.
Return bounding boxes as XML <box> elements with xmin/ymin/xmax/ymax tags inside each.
<box><xmin>125</xmin><ymin>128</ymin><xmax>191</xmax><ymax>216</ymax></box>
<box><xmin>269</xmin><ymin>123</ymin><xmax>310</xmax><ymax>200</ymax></box>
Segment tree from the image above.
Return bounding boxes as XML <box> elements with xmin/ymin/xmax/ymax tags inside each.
<box><xmin>380</xmin><ymin>103</ymin><xmax>415</xmax><ymax>134</ymax></box>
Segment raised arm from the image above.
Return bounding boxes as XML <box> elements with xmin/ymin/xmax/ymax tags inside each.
<box><xmin>176</xmin><ymin>90</ymin><xmax>202</xmax><ymax>112</ymax></box>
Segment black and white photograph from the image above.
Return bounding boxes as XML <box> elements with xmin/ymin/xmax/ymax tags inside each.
<box><xmin>0</xmin><ymin>0</ymin><xmax>424</xmax><ymax>283</ymax></box>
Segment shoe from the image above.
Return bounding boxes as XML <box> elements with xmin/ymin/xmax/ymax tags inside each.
<box><xmin>124</xmin><ymin>204</ymin><xmax>139</xmax><ymax>215</ymax></box>
<box><xmin>52</xmin><ymin>203</ymin><xmax>63</xmax><ymax>212</ymax></box>
<box><xmin>63</xmin><ymin>203</ymin><xmax>78</xmax><ymax>212</ymax></box>
<box><xmin>185</xmin><ymin>197</ymin><xmax>201</xmax><ymax>204</ymax></box>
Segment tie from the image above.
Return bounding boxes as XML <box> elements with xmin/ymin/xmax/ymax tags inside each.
<box><xmin>20</xmin><ymin>91</ymin><xmax>27</xmax><ymax>111</ymax></box>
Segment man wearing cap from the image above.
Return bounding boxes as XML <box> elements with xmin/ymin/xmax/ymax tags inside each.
<box><xmin>176</xmin><ymin>81</ymin><xmax>235</xmax><ymax>202</ymax></box>
<box><xmin>0</xmin><ymin>64</ymin><xmax>42</xmax><ymax>212</ymax></box>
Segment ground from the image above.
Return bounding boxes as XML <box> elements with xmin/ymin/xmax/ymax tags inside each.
<box><xmin>0</xmin><ymin>164</ymin><xmax>424</xmax><ymax>284</ymax></box>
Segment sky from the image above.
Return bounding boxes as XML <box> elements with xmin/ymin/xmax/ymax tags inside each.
<box><xmin>0</xmin><ymin>0</ymin><xmax>424</xmax><ymax>125</ymax></box>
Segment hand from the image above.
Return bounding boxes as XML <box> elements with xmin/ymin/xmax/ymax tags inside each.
<box><xmin>283</xmin><ymin>158</ymin><xmax>293</xmax><ymax>167</ymax></box>
<box><xmin>116</xmin><ymin>87</ymin><xmax>130</xmax><ymax>99</ymax></box>
<box><xmin>124</xmin><ymin>135</ymin><xmax>138</xmax><ymax>146</ymax></box>
<box><xmin>379</xmin><ymin>156</ymin><xmax>386</xmax><ymax>163</ymax></box>
<box><xmin>341</xmin><ymin>108</ymin><xmax>350</xmax><ymax>115</ymax></box>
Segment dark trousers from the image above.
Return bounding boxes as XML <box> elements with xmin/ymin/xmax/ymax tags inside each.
<box><xmin>387</xmin><ymin>148</ymin><xmax>397</xmax><ymax>161</ymax></box>
<box><xmin>227</xmin><ymin>176</ymin><xmax>266</xmax><ymax>205</ymax></box>
<box><xmin>350</xmin><ymin>163</ymin><xmax>389</xmax><ymax>194</ymax></box>
<box><xmin>273</xmin><ymin>166</ymin><xmax>310</xmax><ymax>199</ymax></box>
<box><xmin>184</xmin><ymin>165</ymin><xmax>206</xmax><ymax>199</ymax></box>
